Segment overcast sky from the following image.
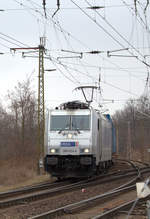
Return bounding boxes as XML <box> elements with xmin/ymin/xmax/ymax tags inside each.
<box><xmin>0</xmin><ymin>0</ymin><xmax>150</xmax><ymax>114</ymax></box>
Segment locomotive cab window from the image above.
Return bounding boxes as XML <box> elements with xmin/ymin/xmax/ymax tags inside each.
<box><xmin>72</xmin><ymin>115</ymin><xmax>90</xmax><ymax>130</ymax></box>
<box><xmin>50</xmin><ymin>115</ymin><xmax>90</xmax><ymax>131</ymax></box>
<box><xmin>50</xmin><ymin>115</ymin><xmax>70</xmax><ymax>131</ymax></box>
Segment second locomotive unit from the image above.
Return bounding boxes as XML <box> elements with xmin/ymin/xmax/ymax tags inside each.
<box><xmin>44</xmin><ymin>101</ymin><xmax>115</xmax><ymax>178</ymax></box>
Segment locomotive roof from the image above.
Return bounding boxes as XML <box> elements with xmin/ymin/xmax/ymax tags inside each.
<box><xmin>48</xmin><ymin>101</ymin><xmax>112</xmax><ymax>122</ymax></box>
<box><xmin>57</xmin><ymin>101</ymin><xmax>89</xmax><ymax>110</ymax></box>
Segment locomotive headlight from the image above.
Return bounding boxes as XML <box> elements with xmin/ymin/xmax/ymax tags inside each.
<box><xmin>67</xmin><ymin>133</ymin><xmax>73</xmax><ymax>139</ymax></box>
<box><xmin>50</xmin><ymin>148</ymin><xmax>56</xmax><ymax>153</ymax></box>
<box><xmin>84</xmin><ymin>148</ymin><xmax>90</xmax><ymax>153</ymax></box>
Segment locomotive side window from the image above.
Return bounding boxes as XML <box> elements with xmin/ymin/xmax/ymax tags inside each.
<box><xmin>50</xmin><ymin>115</ymin><xmax>70</xmax><ymax>131</ymax></box>
<box><xmin>72</xmin><ymin>115</ymin><xmax>90</xmax><ymax>130</ymax></box>
<box><xmin>98</xmin><ymin>119</ymin><xmax>99</xmax><ymax>130</ymax></box>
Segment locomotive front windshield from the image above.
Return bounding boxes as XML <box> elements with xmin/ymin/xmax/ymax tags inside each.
<box><xmin>72</xmin><ymin>115</ymin><xmax>90</xmax><ymax>130</ymax></box>
<box><xmin>50</xmin><ymin>115</ymin><xmax>70</xmax><ymax>131</ymax></box>
<box><xmin>50</xmin><ymin>115</ymin><xmax>90</xmax><ymax>131</ymax></box>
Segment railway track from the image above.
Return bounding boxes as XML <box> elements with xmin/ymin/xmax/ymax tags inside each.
<box><xmin>0</xmin><ymin>166</ymin><xmax>146</xmax><ymax>209</ymax></box>
<box><xmin>91</xmin><ymin>198</ymin><xmax>148</xmax><ymax>219</ymax></box>
<box><xmin>27</xmin><ymin>184</ymin><xmax>138</xmax><ymax>219</ymax></box>
<box><xmin>0</xmin><ymin>160</ymin><xmax>136</xmax><ymax>201</ymax></box>
<box><xmin>0</xmin><ymin>159</ymin><xmax>149</xmax><ymax>218</ymax></box>
<box><xmin>0</xmin><ymin>159</ymin><xmax>141</xmax><ymax>201</ymax></box>
<box><xmin>27</xmin><ymin>167</ymin><xmax>150</xmax><ymax>219</ymax></box>
<box><xmin>24</xmin><ymin>160</ymin><xmax>150</xmax><ymax>219</ymax></box>
<box><xmin>0</xmin><ymin>180</ymin><xmax>73</xmax><ymax>199</ymax></box>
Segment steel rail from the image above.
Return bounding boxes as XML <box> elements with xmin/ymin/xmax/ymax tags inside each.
<box><xmin>0</xmin><ymin>180</ymin><xmax>73</xmax><ymax>199</ymax></box>
<box><xmin>0</xmin><ymin>158</ymin><xmax>137</xmax><ymax>200</ymax></box>
<box><xmin>92</xmin><ymin>199</ymin><xmax>136</xmax><ymax>219</ymax></box>
<box><xmin>27</xmin><ymin>184</ymin><xmax>137</xmax><ymax>219</ymax></box>
<box><xmin>131</xmin><ymin>159</ymin><xmax>150</xmax><ymax>167</ymax></box>
<box><xmin>27</xmin><ymin>168</ymin><xmax>150</xmax><ymax>219</ymax></box>
<box><xmin>0</xmin><ymin>167</ymin><xmax>146</xmax><ymax>209</ymax></box>
<box><xmin>91</xmin><ymin>197</ymin><xmax>149</xmax><ymax>219</ymax></box>
<box><xmin>0</xmin><ymin>160</ymin><xmax>148</xmax><ymax>210</ymax></box>
<box><xmin>0</xmin><ymin>165</ymin><xmax>140</xmax><ymax>200</ymax></box>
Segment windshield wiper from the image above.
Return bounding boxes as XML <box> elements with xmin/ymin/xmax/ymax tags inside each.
<box><xmin>74</xmin><ymin>129</ymin><xmax>80</xmax><ymax>134</ymax></box>
<box><xmin>58</xmin><ymin>125</ymin><xmax>70</xmax><ymax>134</ymax></box>
<box><xmin>72</xmin><ymin>123</ymin><xmax>81</xmax><ymax>133</ymax></box>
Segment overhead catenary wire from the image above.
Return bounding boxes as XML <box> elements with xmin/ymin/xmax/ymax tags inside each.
<box><xmin>69</xmin><ymin>0</ymin><xmax>150</xmax><ymax>96</ymax></box>
<box><xmin>71</xmin><ymin>0</ymin><xmax>150</xmax><ymax>68</ymax></box>
<box><xmin>41</xmin><ymin>2</ymin><xmax>94</xmax><ymax>80</ymax></box>
<box><xmin>4</xmin><ymin>0</ymin><xmax>149</xmax><ymax>110</ymax></box>
<box><xmin>0</xmin><ymin>36</ymin><xmax>25</xmax><ymax>48</ymax></box>
<box><xmin>121</xmin><ymin>0</ymin><xmax>150</xmax><ymax>35</ymax></box>
<box><xmin>12</xmin><ymin>0</ymin><xmax>91</xmax><ymax>50</ymax></box>
<box><xmin>47</xmin><ymin>53</ymin><xmax>79</xmax><ymax>85</ymax></box>
<box><xmin>12</xmin><ymin>0</ymin><xmax>148</xmax><ymax>83</ymax></box>
<box><xmin>55</xmin><ymin>59</ymin><xmax>146</xmax><ymax>81</ymax></box>
<box><xmin>0</xmin><ymin>32</ymin><xmax>29</xmax><ymax>48</ymax></box>
<box><xmin>2</xmin><ymin>4</ymin><xmax>137</xmax><ymax>11</ymax></box>
<box><xmin>88</xmin><ymin>0</ymin><xmax>150</xmax><ymax>61</ymax></box>
<box><xmin>71</xmin><ymin>0</ymin><xmax>128</xmax><ymax>51</ymax></box>
<box><xmin>48</xmin><ymin>40</ymin><xmax>147</xmax><ymax>98</ymax></box>
<box><xmin>9</xmin><ymin>0</ymin><xmax>150</xmax><ymax>60</ymax></box>
<box><xmin>7</xmin><ymin>0</ymin><xmax>97</xmax><ymax>86</ymax></box>
<box><xmin>85</xmin><ymin>0</ymin><xmax>146</xmax><ymax>58</ymax></box>
<box><xmin>53</xmin><ymin>19</ymin><xmax>92</xmax><ymax>78</ymax></box>
<box><xmin>12</xmin><ymin>0</ymin><xmax>44</xmax><ymax>19</ymax></box>
<box><xmin>45</xmin><ymin>39</ymin><xmax>146</xmax><ymax>87</ymax></box>
<box><xmin>122</xmin><ymin>0</ymin><xmax>150</xmax><ymax>92</ymax></box>
<box><xmin>12</xmin><ymin>0</ymin><xmax>148</xmax><ymax>80</ymax></box>
<box><xmin>44</xmin><ymin>4</ymin><xmax>150</xmax><ymax>84</ymax></box>
<box><xmin>49</xmin><ymin>47</ymin><xmax>146</xmax><ymax>81</ymax></box>
<box><xmin>50</xmin><ymin>56</ymin><xmax>140</xmax><ymax>97</ymax></box>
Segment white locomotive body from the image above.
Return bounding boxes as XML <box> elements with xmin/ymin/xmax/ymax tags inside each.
<box><xmin>44</xmin><ymin>101</ymin><xmax>113</xmax><ymax>178</ymax></box>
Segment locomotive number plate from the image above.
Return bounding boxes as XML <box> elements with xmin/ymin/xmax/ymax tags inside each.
<box><xmin>60</xmin><ymin>142</ymin><xmax>77</xmax><ymax>147</ymax></box>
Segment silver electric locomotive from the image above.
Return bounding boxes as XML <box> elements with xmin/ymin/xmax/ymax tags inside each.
<box><xmin>44</xmin><ymin>101</ymin><xmax>114</xmax><ymax>178</ymax></box>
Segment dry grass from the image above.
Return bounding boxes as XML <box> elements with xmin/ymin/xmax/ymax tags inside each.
<box><xmin>0</xmin><ymin>157</ymin><xmax>53</xmax><ymax>192</ymax></box>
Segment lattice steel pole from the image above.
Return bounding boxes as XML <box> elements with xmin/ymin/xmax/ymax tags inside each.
<box><xmin>38</xmin><ymin>37</ymin><xmax>45</xmax><ymax>173</ymax></box>
<box><xmin>10</xmin><ymin>38</ymin><xmax>46</xmax><ymax>174</ymax></box>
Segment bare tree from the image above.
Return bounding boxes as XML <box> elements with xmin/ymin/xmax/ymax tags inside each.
<box><xmin>7</xmin><ymin>77</ymin><xmax>38</xmax><ymax>156</ymax></box>
<box><xmin>113</xmin><ymin>96</ymin><xmax>150</xmax><ymax>162</ymax></box>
